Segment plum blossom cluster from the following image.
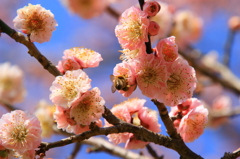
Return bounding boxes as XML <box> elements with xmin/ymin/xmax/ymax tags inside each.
<box><xmin>50</xmin><ymin>69</ymin><xmax>105</xmax><ymax>134</ymax></box>
<box><xmin>13</xmin><ymin>3</ymin><xmax>57</xmax><ymax>43</ymax></box>
<box><xmin>0</xmin><ymin>110</ymin><xmax>42</xmax><ymax>159</ymax></box>
<box><xmin>57</xmin><ymin>47</ymin><xmax>103</xmax><ymax>74</ymax></box>
<box><xmin>113</xmin><ymin>1</ymin><xmax>197</xmax><ymax>106</ymax></box>
<box><xmin>105</xmin><ymin>98</ymin><xmax>161</xmax><ymax>149</ymax></box>
<box><xmin>169</xmin><ymin>98</ymin><xmax>208</xmax><ymax>142</ymax></box>
<box><xmin>0</xmin><ymin>62</ymin><xmax>26</xmax><ymax>104</ymax></box>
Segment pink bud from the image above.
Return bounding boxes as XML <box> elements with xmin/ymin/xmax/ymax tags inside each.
<box><xmin>148</xmin><ymin>21</ymin><xmax>160</xmax><ymax>36</ymax></box>
<box><xmin>143</xmin><ymin>0</ymin><xmax>161</xmax><ymax>17</ymax></box>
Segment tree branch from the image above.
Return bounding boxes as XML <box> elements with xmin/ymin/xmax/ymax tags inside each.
<box><xmin>67</xmin><ymin>142</ymin><xmax>82</xmax><ymax>159</ymax></box>
<box><xmin>223</xmin><ymin>30</ymin><xmax>235</xmax><ymax>66</ymax></box>
<box><xmin>146</xmin><ymin>144</ymin><xmax>163</xmax><ymax>159</ymax></box>
<box><xmin>0</xmin><ymin>19</ymin><xmax>62</xmax><ymax>77</ymax></box>
<box><xmin>179</xmin><ymin>47</ymin><xmax>240</xmax><ymax>95</ymax></box>
<box><xmin>221</xmin><ymin>148</ymin><xmax>240</xmax><ymax>159</ymax></box>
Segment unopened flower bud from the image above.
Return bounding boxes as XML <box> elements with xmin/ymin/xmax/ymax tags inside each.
<box><xmin>228</xmin><ymin>16</ymin><xmax>240</xmax><ymax>31</ymax></box>
<box><xmin>143</xmin><ymin>0</ymin><xmax>161</xmax><ymax>17</ymax></box>
<box><xmin>148</xmin><ymin>21</ymin><xmax>160</xmax><ymax>36</ymax></box>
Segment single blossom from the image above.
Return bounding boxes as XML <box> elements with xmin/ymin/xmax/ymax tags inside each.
<box><xmin>50</xmin><ymin>69</ymin><xmax>91</xmax><ymax>108</ymax></box>
<box><xmin>56</xmin><ymin>57</ymin><xmax>81</xmax><ymax>74</ymax></box>
<box><xmin>135</xmin><ymin>54</ymin><xmax>168</xmax><ymax>99</ymax></box>
<box><xmin>70</xmin><ymin>87</ymin><xmax>105</xmax><ymax>125</ymax></box>
<box><xmin>115</xmin><ymin>6</ymin><xmax>149</xmax><ymax>50</ymax></box>
<box><xmin>148</xmin><ymin>21</ymin><xmax>160</xmax><ymax>36</ymax></box>
<box><xmin>54</xmin><ymin>105</ymin><xmax>102</xmax><ymax>134</ymax></box>
<box><xmin>112</xmin><ymin>61</ymin><xmax>137</xmax><ymax>97</ymax></box>
<box><xmin>171</xmin><ymin>10</ymin><xmax>203</xmax><ymax>48</ymax></box>
<box><xmin>13</xmin><ymin>3</ymin><xmax>57</xmax><ymax>43</ymax></box>
<box><xmin>169</xmin><ymin>98</ymin><xmax>208</xmax><ymax>142</ymax></box>
<box><xmin>0</xmin><ymin>110</ymin><xmax>41</xmax><ymax>153</ymax></box>
<box><xmin>178</xmin><ymin>105</ymin><xmax>208</xmax><ymax>142</ymax></box>
<box><xmin>156</xmin><ymin>58</ymin><xmax>197</xmax><ymax>106</ymax></box>
<box><xmin>0</xmin><ymin>62</ymin><xmax>26</xmax><ymax>104</ymax></box>
<box><xmin>60</xmin><ymin>0</ymin><xmax>109</xmax><ymax>19</ymax></box>
<box><xmin>106</xmin><ymin>98</ymin><xmax>161</xmax><ymax>149</ymax></box>
<box><xmin>63</xmin><ymin>47</ymin><xmax>103</xmax><ymax>69</ymax></box>
<box><xmin>156</xmin><ymin>36</ymin><xmax>178</xmax><ymax>62</ymax></box>
<box><xmin>143</xmin><ymin>0</ymin><xmax>161</xmax><ymax>17</ymax></box>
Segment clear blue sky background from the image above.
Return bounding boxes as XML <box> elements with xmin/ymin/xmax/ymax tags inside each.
<box><xmin>1</xmin><ymin>0</ymin><xmax>240</xmax><ymax>159</ymax></box>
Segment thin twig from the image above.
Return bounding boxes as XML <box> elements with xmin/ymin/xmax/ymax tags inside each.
<box><xmin>146</xmin><ymin>144</ymin><xmax>163</xmax><ymax>159</ymax></box>
<box><xmin>67</xmin><ymin>142</ymin><xmax>82</xmax><ymax>159</ymax></box>
<box><xmin>0</xmin><ymin>100</ymin><xmax>16</xmax><ymax>111</ymax></box>
<box><xmin>223</xmin><ymin>30</ymin><xmax>235</xmax><ymax>66</ymax></box>
<box><xmin>84</xmin><ymin>137</ymin><xmax>153</xmax><ymax>159</ymax></box>
<box><xmin>106</xmin><ymin>6</ymin><xmax>119</xmax><ymax>19</ymax></box>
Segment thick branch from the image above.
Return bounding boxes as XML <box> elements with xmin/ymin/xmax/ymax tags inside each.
<box><xmin>0</xmin><ymin>19</ymin><xmax>61</xmax><ymax>77</ymax></box>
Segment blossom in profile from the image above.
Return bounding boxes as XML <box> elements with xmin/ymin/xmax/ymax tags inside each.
<box><xmin>56</xmin><ymin>57</ymin><xmax>81</xmax><ymax>74</ymax></box>
<box><xmin>50</xmin><ymin>69</ymin><xmax>91</xmax><ymax>108</ymax></box>
<box><xmin>34</xmin><ymin>100</ymin><xmax>55</xmax><ymax>138</ymax></box>
<box><xmin>63</xmin><ymin>47</ymin><xmax>103</xmax><ymax>69</ymax></box>
<box><xmin>60</xmin><ymin>0</ymin><xmax>109</xmax><ymax>19</ymax></box>
<box><xmin>0</xmin><ymin>62</ymin><xmax>26</xmax><ymax>104</ymax></box>
<box><xmin>70</xmin><ymin>87</ymin><xmax>105</xmax><ymax>125</ymax></box>
<box><xmin>171</xmin><ymin>10</ymin><xmax>203</xmax><ymax>48</ymax></box>
<box><xmin>156</xmin><ymin>58</ymin><xmax>197</xmax><ymax>106</ymax></box>
<box><xmin>143</xmin><ymin>0</ymin><xmax>161</xmax><ymax>17</ymax></box>
<box><xmin>156</xmin><ymin>36</ymin><xmax>178</xmax><ymax>63</ymax></box>
<box><xmin>13</xmin><ymin>3</ymin><xmax>57</xmax><ymax>43</ymax></box>
<box><xmin>135</xmin><ymin>54</ymin><xmax>167</xmax><ymax>99</ymax></box>
<box><xmin>115</xmin><ymin>6</ymin><xmax>149</xmax><ymax>50</ymax></box>
<box><xmin>54</xmin><ymin>105</ymin><xmax>102</xmax><ymax>134</ymax></box>
<box><xmin>106</xmin><ymin>98</ymin><xmax>161</xmax><ymax>149</ymax></box>
<box><xmin>0</xmin><ymin>110</ymin><xmax>41</xmax><ymax>153</ymax></box>
<box><xmin>169</xmin><ymin>98</ymin><xmax>208</xmax><ymax>142</ymax></box>
<box><xmin>148</xmin><ymin>21</ymin><xmax>160</xmax><ymax>36</ymax></box>
<box><xmin>112</xmin><ymin>61</ymin><xmax>137</xmax><ymax>97</ymax></box>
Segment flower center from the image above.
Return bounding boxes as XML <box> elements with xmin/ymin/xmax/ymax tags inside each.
<box><xmin>123</xmin><ymin>19</ymin><xmax>142</xmax><ymax>42</ymax></box>
<box><xmin>167</xmin><ymin>73</ymin><xmax>181</xmax><ymax>90</ymax></box>
<box><xmin>11</xmin><ymin>125</ymin><xmax>28</xmax><ymax>144</ymax></box>
<box><xmin>59</xmin><ymin>80</ymin><xmax>78</xmax><ymax>101</ymax></box>
<box><xmin>141</xmin><ymin>67</ymin><xmax>157</xmax><ymax>85</ymax></box>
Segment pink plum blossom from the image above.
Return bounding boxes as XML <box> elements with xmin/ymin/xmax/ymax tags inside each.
<box><xmin>171</xmin><ymin>10</ymin><xmax>203</xmax><ymax>48</ymax></box>
<box><xmin>106</xmin><ymin>98</ymin><xmax>161</xmax><ymax>149</ymax></box>
<box><xmin>60</xmin><ymin>0</ymin><xmax>109</xmax><ymax>19</ymax></box>
<box><xmin>50</xmin><ymin>69</ymin><xmax>91</xmax><ymax>108</ymax></box>
<box><xmin>70</xmin><ymin>87</ymin><xmax>105</xmax><ymax>125</ymax></box>
<box><xmin>56</xmin><ymin>57</ymin><xmax>81</xmax><ymax>74</ymax></box>
<box><xmin>63</xmin><ymin>47</ymin><xmax>103</xmax><ymax>69</ymax></box>
<box><xmin>156</xmin><ymin>58</ymin><xmax>197</xmax><ymax>106</ymax></box>
<box><xmin>0</xmin><ymin>110</ymin><xmax>41</xmax><ymax>153</ymax></box>
<box><xmin>148</xmin><ymin>21</ymin><xmax>160</xmax><ymax>36</ymax></box>
<box><xmin>169</xmin><ymin>98</ymin><xmax>208</xmax><ymax>142</ymax></box>
<box><xmin>143</xmin><ymin>0</ymin><xmax>161</xmax><ymax>17</ymax></box>
<box><xmin>0</xmin><ymin>62</ymin><xmax>26</xmax><ymax>104</ymax></box>
<box><xmin>135</xmin><ymin>54</ymin><xmax>168</xmax><ymax>99</ymax></box>
<box><xmin>34</xmin><ymin>100</ymin><xmax>55</xmax><ymax>138</ymax></box>
<box><xmin>112</xmin><ymin>61</ymin><xmax>137</xmax><ymax>97</ymax></box>
<box><xmin>54</xmin><ymin>105</ymin><xmax>102</xmax><ymax>134</ymax></box>
<box><xmin>119</xmin><ymin>46</ymin><xmax>146</xmax><ymax>61</ymax></box>
<box><xmin>156</xmin><ymin>36</ymin><xmax>178</xmax><ymax>62</ymax></box>
<box><xmin>115</xmin><ymin>6</ymin><xmax>149</xmax><ymax>50</ymax></box>
<box><xmin>13</xmin><ymin>4</ymin><xmax>57</xmax><ymax>43</ymax></box>
<box><xmin>178</xmin><ymin>105</ymin><xmax>208</xmax><ymax>142</ymax></box>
